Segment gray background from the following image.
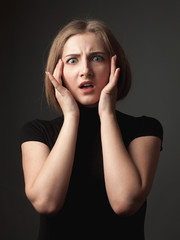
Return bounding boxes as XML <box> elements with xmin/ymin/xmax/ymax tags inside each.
<box><xmin>1</xmin><ymin>0</ymin><xmax>180</xmax><ymax>239</ymax></box>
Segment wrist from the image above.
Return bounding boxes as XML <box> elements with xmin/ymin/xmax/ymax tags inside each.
<box><xmin>100</xmin><ymin>110</ymin><xmax>116</xmax><ymax>123</ymax></box>
<box><xmin>98</xmin><ymin>100</ymin><xmax>116</xmax><ymax>120</ymax></box>
<box><xmin>64</xmin><ymin>113</ymin><xmax>80</xmax><ymax>125</ymax></box>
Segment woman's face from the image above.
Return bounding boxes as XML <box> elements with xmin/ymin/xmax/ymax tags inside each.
<box><xmin>61</xmin><ymin>32</ymin><xmax>110</xmax><ymax>107</ymax></box>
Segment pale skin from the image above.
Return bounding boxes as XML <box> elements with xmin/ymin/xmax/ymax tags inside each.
<box><xmin>21</xmin><ymin>32</ymin><xmax>161</xmax><ymax>216</ymax></box>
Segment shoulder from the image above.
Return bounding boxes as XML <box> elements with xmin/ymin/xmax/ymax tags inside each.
<box><xmin>20</xmin><ymin>117</ymin><xmax>63</xmax><ymax>149</ymax></box>
<box><xmin>116</xmin><ymin>111</ymin><xmax>163</xmax><ymax>148</ymax></box>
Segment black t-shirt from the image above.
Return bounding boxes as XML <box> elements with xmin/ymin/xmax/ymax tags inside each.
<box><xmin>20</xmin><ymin>107</ymin><xmax>163</xmax><ymax>240</ymax></box>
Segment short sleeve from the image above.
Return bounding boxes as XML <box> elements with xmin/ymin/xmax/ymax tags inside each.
<box><xmin>20</xmin><ymin>117</ymin><xmax>63</xmax><ymax>149</ymax></box>
<box><xmin>20</xmin><ymin>120</ymin><xmax>48</xmax><ymax>146</ymax></box>
<box><xmin>133</xmin><ymin>116</ymin><xmax>163</xmax><ymax>150</ymax></box>
<box><xmin>116</xmin><ymin>112</ymin><xmax>163</xmax><ymax>151</ymax></box>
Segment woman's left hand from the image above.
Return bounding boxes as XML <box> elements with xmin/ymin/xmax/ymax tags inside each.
<box><xmin>98</xmin><ymin>55</ymin><xmax>120</xmax><ymax>118</ymax></box>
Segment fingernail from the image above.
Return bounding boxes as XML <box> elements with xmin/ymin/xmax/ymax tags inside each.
<box><xmin>112</xmin><ymin>55</ymin><xmax>116</xmax><ymax>61</ymax></box>
<box><xmin>45</xmin><ymin>72</ymin><xmax>50</xmax><ymax>77</ymax></box>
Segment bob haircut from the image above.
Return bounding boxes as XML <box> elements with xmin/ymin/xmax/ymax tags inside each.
<box><xmin>45</xmin><ymin>19</ymin><xmax>132</xmax><ymax>112</ymax></box>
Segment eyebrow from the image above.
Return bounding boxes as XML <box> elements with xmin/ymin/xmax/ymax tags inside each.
<box><xmin>64</xmin><ymin>51</ymin><xmax>107</xmax><ymax>58</ymax></box>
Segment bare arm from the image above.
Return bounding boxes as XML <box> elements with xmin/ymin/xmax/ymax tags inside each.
<box><xmin>22</xmin><ymin>115</ymin><xmax>79</xmax><ymax>215</ymax></box>
<box><xmin>100</xmin><ymin>113</ymin><xmax>161</xmax><ymax>216</ymax></box>
<box><xmin>22</xmin><ymin>60</ymin><xmax>80</xmax><ymax>215</ymax></box>
<box><xmin>99</xmin><ymin>56</ymin><xmax>161</xmax><ymax>216</ymax></box>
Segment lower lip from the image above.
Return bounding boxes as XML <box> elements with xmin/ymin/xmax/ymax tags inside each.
<box><xmin>79</xmin><ymin>87</ymin><xmax>95</xmax><ymax>94</ymax></box>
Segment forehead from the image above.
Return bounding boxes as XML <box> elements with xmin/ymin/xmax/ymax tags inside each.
<box><xmin>62</xmin><ymin>32</ymin><xmax>106</xmax><ymax>55</ymax></box>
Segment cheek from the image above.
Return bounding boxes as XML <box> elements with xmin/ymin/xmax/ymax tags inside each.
<box><xmin>97</xmin><ymin>67</ymin><xmax>110</xmax><ymax>86</ymax></box>
<box><xmin>62</xmin><ymin>67</ymin><xmax>75</xmax><ymax>88</ymax></box>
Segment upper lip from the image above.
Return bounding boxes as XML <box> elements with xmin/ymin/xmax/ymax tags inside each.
<box><xmin>79</xmin><ymin>81</ymin><xmax>94</xmax><ymax>88</ymax></box>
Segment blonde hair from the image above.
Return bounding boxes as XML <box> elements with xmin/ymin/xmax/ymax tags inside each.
<box><xmin>45</xmin><ymin>19</ymin><xmax>132</xmax><ymax>111</ymax></box>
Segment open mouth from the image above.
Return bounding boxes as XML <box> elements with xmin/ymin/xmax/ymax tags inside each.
<box><xmin>80</xmin><ymin>83</ymin><xmax>94</xmax><ymax>89</ymax></box>
<box><xmin>79</xmin><ymin>81</ymin><xmax>95</xmax><ymax>93</ymax></box>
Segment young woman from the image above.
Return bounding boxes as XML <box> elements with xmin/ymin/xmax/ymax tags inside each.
<box><xmin>20</xmin><ymin>19</ymin><xmax>163</xmax><ymax>239</ymax></box>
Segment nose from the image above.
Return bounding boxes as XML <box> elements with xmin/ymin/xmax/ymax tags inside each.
<box><xmin>80</xmin><ymin>59</ymin><xmax>93</xmax><ymax>78</ymax></box>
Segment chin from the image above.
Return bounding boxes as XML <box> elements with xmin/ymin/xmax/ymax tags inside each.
<box><xmin>77</xmin><ymin>99</ymin><xmax>99</xmax><ymax>108</ymax></box>
<box><xmin>85</xmin><ymin>103</ymin><xmax>98</xmax><ymax>108</ymax></box>
<box><xmin>77</xmin><ymin>97</ymin><xmax>99</xmax><ymax>107</ymax></box>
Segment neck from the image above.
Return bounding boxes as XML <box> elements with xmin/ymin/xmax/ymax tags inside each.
<box><xmin>78</xmin><ymin>103</ymin><xmax>99</xmax><ymax>122</ymax></box>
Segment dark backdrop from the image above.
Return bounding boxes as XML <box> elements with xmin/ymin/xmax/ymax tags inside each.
<box><xmin>1</xmin><ymin>0</ymin><xmax>180</xmax><ymax>239</ymax></box>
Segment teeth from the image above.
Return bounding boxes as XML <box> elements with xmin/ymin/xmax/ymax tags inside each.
<box><xmin>80</xmin><ymin>83</ymin><xmax>93</xmax><ymax>88</ymax></box>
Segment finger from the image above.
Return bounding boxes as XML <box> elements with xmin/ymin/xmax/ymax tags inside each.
<box><xmin>46</xmin><ymin>72</ymin><xmax>68</xmax><ymax>100</ymax></box>
<box><xmin>109</xmin><ymin>55</ymin><xmax>120</xmax><ymax>85</ymax></box>
<box><xmin>53</xmin><ymin>59</ymin><xmax>63</xmax><ymax>83</ymax></box>
<box><xmin>113</xmin><ymin>67</ymin><xmax>120</xmax><ymax>86</ymax></box>
<box><xmin>46</xmin><ymin>71</ymin><xmax>60</xmax><ymax>89</ymax></box>
<box><xmin>53</xmin><ymin>59</ymin><xmax>60</xmax><ymax>79</ymax></box>
<box><xmin>106</xmin><ymin>68</ymin><xmax>120</xmax><ymax>91</ymax></box>
<box><xmin>110</xmin><ymin>55</ymin><xmax>117</xmax><ymax>79</ymax></box>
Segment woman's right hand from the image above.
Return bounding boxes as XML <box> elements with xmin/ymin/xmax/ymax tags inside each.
<box><xmin>46</xmin><ymin>59</ymin><xmax>80</xmax><ymax>119</ymax></box>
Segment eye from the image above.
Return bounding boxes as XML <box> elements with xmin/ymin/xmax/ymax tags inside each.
<box><xmin>92</xmin><ymin>56</ymin><xmax>103</xmax><ymax>62</ymax></box>
<box><xmin>67</xmin><ymin>58</ymin><xmax>78</xmax><ymax>64</ymax></box>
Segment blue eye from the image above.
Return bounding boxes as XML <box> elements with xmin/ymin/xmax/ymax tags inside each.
<box><xmin>67</xmin><ymin>58</ymin><xmax>77</xmax><ymax>64</ymax></box>
<box><xmin>92</xmin><ymin>56</ymin><xmax>103</xmax><ymax>62</ymax></box>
